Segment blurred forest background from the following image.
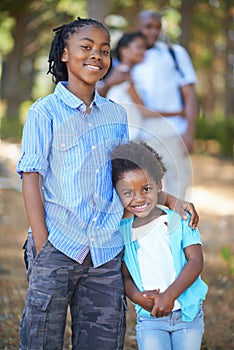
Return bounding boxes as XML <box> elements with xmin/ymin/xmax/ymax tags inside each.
<box><xmin>0</xmin><ymin>0</ymin><xmax>234</xmax><ymax>158</ymax></box>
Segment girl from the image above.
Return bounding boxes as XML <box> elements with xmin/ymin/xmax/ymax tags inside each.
<box><xmin>17</xmin><ymin>17</ymin><xmax>199</xmax><ymax>349</ymax></box>
<box><xmin>111</xmin><ymin>141</ymin><xmax>208</xmax><ymax>350</ymax></box>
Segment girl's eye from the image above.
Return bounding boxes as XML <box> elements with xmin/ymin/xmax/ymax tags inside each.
<box><xmin>81</xmin><ymin>45</ymin><xmax>91</xmax><ymax>50</ymax></box>
<box><xmin>101</xmin><ymin>49</ymin><xmax>110</xmax><ymax>56</ymax></box>
<box><xmin>143</xmin><ymin>186</ymin><xmax>152</xmax><ymax>192</ymax></box>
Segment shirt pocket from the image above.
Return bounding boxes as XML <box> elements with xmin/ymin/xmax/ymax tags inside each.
<box><xmin>52</xmin><ymin>134</ymin><xmax>85</xmax><ymax>169</ymax></box>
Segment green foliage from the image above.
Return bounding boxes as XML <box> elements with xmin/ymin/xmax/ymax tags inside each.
<box><xmin>0</xmin><ymin>14</ymin><xmax>15</xmax><ymax>56</ymax></box>
<box><xmin>196</xmin><ymin>115</ymin><xmax>234</xmax><ymax>158</ymax></box>
<box><xmin>220</xmin><ymin>245</ymin><xmax>234</xmax><ymax>276</ymax></box>
<box><xmin>0</xmin><ymin>116</ymin><xmax>23</xmax><ymax>141</ymax></box>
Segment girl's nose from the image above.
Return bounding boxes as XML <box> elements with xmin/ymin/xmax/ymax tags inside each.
<box><xmin>90</xmin><ymin>49</ymin><xmax>101</xmax><ymax>60</ymax></box>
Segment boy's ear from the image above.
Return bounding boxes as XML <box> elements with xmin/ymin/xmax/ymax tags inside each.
<box><xmin>61</xmin><ymin>49</ymin><xmax>68</xmax><ymax>62</ymax></box>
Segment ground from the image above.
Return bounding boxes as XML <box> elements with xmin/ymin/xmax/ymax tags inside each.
<box><xmin>0</xmin><ymin>141</ymin><xmax>233</xmax><ymax>349</ymax></box>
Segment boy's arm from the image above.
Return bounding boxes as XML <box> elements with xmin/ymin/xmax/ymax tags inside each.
<box><xmin>22</xmin><ymin>172</ymin><xmax>48</xmax><ymax>254</ymax></box>
<box><xmin>158</xmin><ymin>191</ymin><xmax>199</xmax><ymax>229</ymax></box>
<box><xmin>122</xmin><ymin>262</ymin><xmax>155</xmax><ymax>312</ymax></box>
<box><xmin>144</xmin><ymin>244</ymin><xmax>203</xmax><ymax>317</ymax></box>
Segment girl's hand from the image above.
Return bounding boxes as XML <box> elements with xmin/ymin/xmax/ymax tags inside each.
<box><xmin>174</xmin><ymin>200</ymin><xmax>199</xmax><ymax>229</ymax></box>
<box><xmin>143</xmin><ymin>291</ymin><xmax>174</xmax><ymax>318</ymax></box>
<box><xmin>137</xmin><ymin>290</ymin><xmax>160</xmax><ymax>312</ymax></box>
<box><xmin>161</xmin><ymin>191</ymin><xmax>199</xmax><ymax>229</ymax></box>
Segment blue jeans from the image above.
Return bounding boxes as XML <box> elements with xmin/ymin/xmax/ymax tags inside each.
<box><xmin>136</xmin><ymin>308</ymin><xmax>204</xmax><ymax>350</ymax></box>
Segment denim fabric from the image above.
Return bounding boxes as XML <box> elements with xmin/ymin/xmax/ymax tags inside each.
<box><xmin>19</xmin><ymin>240</ymin><xmax>127</xmax><ymax>350</ymax></box>
<box><xmin>136</xmin><ymin>308</ymin><xmax>204</xmax><ymax>350</ymax></box>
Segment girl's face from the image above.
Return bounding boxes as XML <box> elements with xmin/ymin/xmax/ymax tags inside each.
<box><xmin>61</xmin><ymin>25</ymin><xmax>111</xmax><ymax>86</ymax></box>
<box><xmin>122</xmin><ymin>37</ymin><xmax>146</xmax><ymax>65</ymax></box>
<box><xmin>116</xmin><ymin>168</ymin><xmax>161</xmax><ymax>219</ymax></box>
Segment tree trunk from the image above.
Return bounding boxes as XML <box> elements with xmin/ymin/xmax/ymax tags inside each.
<box><xmin>180</xmin><ymin>0</ymin><xmax>198</xmax><ymax>50</ymax></box>
<box><xmin>225</xmin><ymin>1</ymin><xmax>234</xmax><ymax>116</ymax></box>
<box><xmin>1</xmin><ymin>11</ymin><xmax>28</xmax><ymax>120</ymax></box>
<box><xmin>87</xmin><ymin>0</ymin><xmax>110</xmax><ymax>22</ymax></box>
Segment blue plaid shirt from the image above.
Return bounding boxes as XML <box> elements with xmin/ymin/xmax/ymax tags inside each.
<box><xmin>17</xmin><ymin>82</ymin><xmax>129</xmax><ymax>267</ymax></box>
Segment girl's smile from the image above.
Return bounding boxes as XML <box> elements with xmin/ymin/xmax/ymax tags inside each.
<box><xmin>61</xmin><ymin>25</ymin><xmax>111</xmax><ymax>97</ymax></box>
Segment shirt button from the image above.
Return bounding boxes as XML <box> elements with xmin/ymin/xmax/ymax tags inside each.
<box><xmin>96</xmin><ymin>169</ymin><xmax>99</xmax><ymax>174</ymax></box>
<box><xmin>93</xmin><ymin>217</ymin><xmax>97</xmax><ymax>222</ymax></box>
<box><xmin>61</xmin><ymin>142</ymin><xmax>65</xmax><ymax>148</ymax></box>
<box><xmin>90</xmin><ymin>236</ymin><xmax>95</xmax><ymax>242</ymax></box>
<box><xmin>88</xmin><ymin>123</ymin><xmax>92</xmax><ymax>127</ymax></box>
<box><xmin>92</xmin><ymin>145</ymin><xmax>96</xmax><ymax>150</ymax></box>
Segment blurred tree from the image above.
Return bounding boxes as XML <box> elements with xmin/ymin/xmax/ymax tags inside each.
<box><xmin>0</xmin><ymin>0</ymin><xmax>85</xmax><ymax>137</ymax></box>
<box><xmin>87</xmin><ymin>0</ymin><xmax>110</xmax><ymax>22</ymax></box>
<box><xmin>0</xmin><ymin>0</ymin><xmax>233</xmax><ymax>141</ymax></box>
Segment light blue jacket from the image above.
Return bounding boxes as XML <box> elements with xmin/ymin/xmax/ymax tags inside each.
<box><xmin>120</xmin><ymin>208</ymin><xmax>208</xmax><ymax>322</ymax></box>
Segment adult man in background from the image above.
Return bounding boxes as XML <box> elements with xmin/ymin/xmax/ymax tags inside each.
<box><xmin>99</xmin><ymin>10</ymin><xmax>198</xmax><ymax>199</ymax></box>
<box><xmin>131</xmin><ymin>10</ymin><xmax>198</xmax><ymax>199</ymax></box>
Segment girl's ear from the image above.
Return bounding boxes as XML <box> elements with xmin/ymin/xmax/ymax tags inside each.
<box><xmin>61</xmin><ymin>48</ymin><xmax>68</xmax><ymax>62</ymax></box>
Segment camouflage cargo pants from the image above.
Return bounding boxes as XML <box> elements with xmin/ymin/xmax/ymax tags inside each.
<box><xmin>19</xmin><ymin>235</ymin><xmax>127</xmax><ymax>349</ymax></box>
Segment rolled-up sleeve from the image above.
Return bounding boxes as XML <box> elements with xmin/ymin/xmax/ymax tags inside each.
<box><xmin>16</xmin><ymin>105</ymin><xmax>52</xmax><ymax>179</ymax></box>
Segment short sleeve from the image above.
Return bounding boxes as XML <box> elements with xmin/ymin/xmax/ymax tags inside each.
<box><xmin>173</xmin><ymin>44</ymin><xmax>197</xmax><ymax>86</ymax></box>
<box><xmin>181</xmin><ymin>215</ymin><xmax>202</xmax><ymax>249</ymax></box>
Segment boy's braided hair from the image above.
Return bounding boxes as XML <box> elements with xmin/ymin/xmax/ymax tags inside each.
<box><xmin>111</xmin><ymin>141</ymin><xmax>167</xmax><ymax>188</ymax></box>
<box><xmin>47</xmin><ymin>17</ymin><xmax>110</xmax><ymax>84</ymax></box>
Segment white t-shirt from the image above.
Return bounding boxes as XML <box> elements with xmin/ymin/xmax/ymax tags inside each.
<box><xmin>131</xmin><ymin>41</ymin><xmax>197</xmax><ymax>136</ymax></box>
<box><xmin>132</xmin><ymin>214</ymin><xmax>181</xmax><ymax>311</ymax></box>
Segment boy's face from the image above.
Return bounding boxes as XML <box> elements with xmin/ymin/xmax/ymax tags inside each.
<box><xmin>61</xmin><ymin>25</ymin><xmax>111</xmax><ymax>86</ymax></box>
<box><xmin>116</xmin><ymin>168</ymin><xmax>161</xmax><ymax>219</ymax></box>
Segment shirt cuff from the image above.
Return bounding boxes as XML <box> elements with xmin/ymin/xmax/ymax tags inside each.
<box><xmin>16</xmin><ymin>154</ymin><xmax>48</xmax><ymax>179</ymax></box>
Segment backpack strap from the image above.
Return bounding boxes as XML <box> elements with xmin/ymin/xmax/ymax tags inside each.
<box><xmin>168</xmin><ymin>45</ymin><xmax>184</xmax><ymax>78</ymax></box>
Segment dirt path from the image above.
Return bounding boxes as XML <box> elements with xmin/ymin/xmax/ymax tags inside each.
<box><xmin>0</xmin><ymin>141</ymin><xmax>233</xmax><ymax>349</ymax></box>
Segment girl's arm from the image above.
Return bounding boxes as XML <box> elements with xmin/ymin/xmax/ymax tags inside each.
<box><xmin>144</xmin><ymin>244</ymin><xmax>203</xmax><ymax>317</ymax></box>
<box><xmin>22</xmin><ymin>172</ymin><xmax>48</xmax><ymax>254</ymax></box>
<box><xmin>122</xmin><ymin>262</ymin><xmax>155</xmax><ymax>312</ymax></box>
<box><xmin>158</xmin><ymin>191</ymin><xmax>199</xmax><ymax>229</ymax></box>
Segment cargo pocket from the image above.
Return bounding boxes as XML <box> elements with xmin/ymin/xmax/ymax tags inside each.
<box><xmin>19</xmin><ymin>289</ymin><xmax>52</xmax><ymax>349</ymax></box>
<box><xmin>116</xmin><ymin>294</ymin><xmax>128</xmax><ymax>350</ymax></box>
<box><xmin>22</xmin><ymin>231</ymin><xmax>36</xmax><ymax>281</ymax></box>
